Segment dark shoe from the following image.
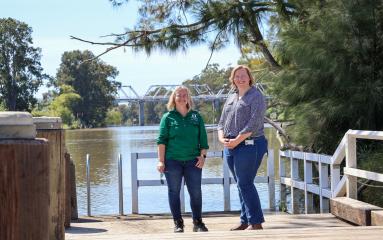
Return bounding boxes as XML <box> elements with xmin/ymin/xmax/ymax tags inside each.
<box><xmin>174</xmin><ymin>219</ymin><xmax>184</xmax><ymax>233</ymax></box>
<box><xmin>230</xmin><ymin>223</ymin><xmax>248</xmax><ymax>231</ymax></box>
<box><xmin>246</xmin><ymin>224</ymin><xmax>263</xmax><ymax>230</ymax></box>
<box><xmin>193</xmin><ymin>218</ymin><xmax>208</xmax><ymax>232</ymax></box>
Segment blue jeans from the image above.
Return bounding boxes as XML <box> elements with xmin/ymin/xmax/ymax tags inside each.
<box><xmin>164</xmin><ymin>158</ymin><xmax>202</xmax><ymax>220</ymax></box>
<box><xmin>224</xmin><ymin>135</ymin><xmax>268</xmax><ymax>224</ymax></box>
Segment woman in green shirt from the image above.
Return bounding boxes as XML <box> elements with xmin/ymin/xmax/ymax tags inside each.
<box><xmin>157</xmin><ymin>86</ymin><xmax>209</xmax><ymax>233</ymax></box>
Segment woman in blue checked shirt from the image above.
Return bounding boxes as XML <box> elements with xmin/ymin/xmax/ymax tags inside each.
<box><xmin>218</xmin><ymin>65</ymin><xmax>268</xmax><ymax>231</ymax></box>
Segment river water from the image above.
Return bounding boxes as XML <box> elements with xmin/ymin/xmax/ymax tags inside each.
<box><xmin>66</xmin><ymin>126</ymin><xmax>281</xmax><ymax>216</ymax></box>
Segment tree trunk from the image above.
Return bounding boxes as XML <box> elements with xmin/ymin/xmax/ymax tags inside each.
<box><xmin>241</xmin><ymin>5</ymin><xmax>282</xmax><ymax>71</ymax></box>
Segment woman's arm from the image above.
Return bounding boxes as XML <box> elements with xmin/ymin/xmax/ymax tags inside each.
<box><xmin>157</xmin><ymin>144</ymin><xmax>166</xmax><ymax>173</ymax></box>
<box><xmin>224</xmin><ymin>132</ymin><xmax>252</xmax><ymax>149</ymax></box>
<box><xmin>157</xmin><ymin>114</ymin><xmax>169</xmax><ymax>173</ymax></box>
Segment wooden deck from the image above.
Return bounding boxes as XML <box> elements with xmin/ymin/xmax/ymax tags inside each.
<box><xmin>65</xmin><ymin>212</ymin><xmax>383</xmax><ymax>239</ymax></box>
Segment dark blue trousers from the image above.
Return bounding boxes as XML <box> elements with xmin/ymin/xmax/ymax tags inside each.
<box><xmin>224</xmin><ymin>135</ymin><xmax>268</xmax><ymax>224</ymax></box>
<box><xmin>164</xmin><ymin>158</ymin><xmax>202</xmax><ymax>220</ymax></box>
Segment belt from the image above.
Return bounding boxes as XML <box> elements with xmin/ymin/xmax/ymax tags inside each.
<box><xmin>225</xmin><ymin>135</ymin><xmax>264</xmax><ymax>140</ymax></box>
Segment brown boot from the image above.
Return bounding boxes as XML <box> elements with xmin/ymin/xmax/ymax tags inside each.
<box><xmin>246</xmin><ymin>224</ymin><xmax>263</xmax><ymax>230</ymax></box>
<box><xmin>230</xmin><ymin>223</ymin><xmax>248</xmax><ymax>231</ymax></box>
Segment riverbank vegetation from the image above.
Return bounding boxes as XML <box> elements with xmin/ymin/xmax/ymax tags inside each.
<box><xmin>1</xmin><ymin>1</ymin><xmax>382</xmax><ymax>203</ymax></box>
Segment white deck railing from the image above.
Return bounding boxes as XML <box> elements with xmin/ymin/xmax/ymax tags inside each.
<box><xmin>131</xmin><ymin>150</ymin><xmax>275</xmax><ymax>214</ymax></box>
<box><xmin>279</xmin><ymin>129</ymin><xmax>383</xmax><ymax>214</ymax></box>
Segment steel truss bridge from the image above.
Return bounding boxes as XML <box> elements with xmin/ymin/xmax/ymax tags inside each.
<box><xmin>116</xmin><ymin>84</ymin><xmax>268</xmax><ymax>126</ymax></box>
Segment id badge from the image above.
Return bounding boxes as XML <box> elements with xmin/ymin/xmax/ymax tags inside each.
<box><xmin>245</xmin><ymin>139</ymin><xmax>254</xmax><ymax>145</ymax></box>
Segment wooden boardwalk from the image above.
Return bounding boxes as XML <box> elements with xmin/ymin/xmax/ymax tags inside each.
<box><xmin>65</xmin><ymin>212</ymin><xmax>383</xmax><ymax>239</ymax></box>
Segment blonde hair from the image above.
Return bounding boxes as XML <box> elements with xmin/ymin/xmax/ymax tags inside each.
<box><xmin>229</xmin><ymin>65</ymin><xmax>255</xmax><ymax>89</ymax></box>
<box><xmin>167</xmin><ymin>86</ymin><xmax>194</xmax><ymax>111</ymax></box>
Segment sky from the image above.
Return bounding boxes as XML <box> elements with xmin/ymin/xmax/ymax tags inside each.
<box><xmin>1</xmin><ymin>0</ymin><xmax>242</xmax><ymax>97</ymax></box>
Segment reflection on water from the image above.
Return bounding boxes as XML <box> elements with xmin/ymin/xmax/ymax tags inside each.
<box><xmin>66</xmin><ymin>126</ymin><xmax>281</xmax><ymax>215</ymax></box>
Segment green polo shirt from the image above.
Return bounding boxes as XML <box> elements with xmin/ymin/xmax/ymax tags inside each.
<box><xmin>157</xmin><ymin>110</ymin><xmax>209</xmax><ymax>161</ymax></box>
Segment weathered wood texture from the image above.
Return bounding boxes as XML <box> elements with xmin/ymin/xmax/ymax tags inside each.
<box><xmin>0</xmin><ymin>139</ymin><xmax>50</xmax><ymax>240</ymax></box>
<box><xmin>64</xmin><ymin>152</ymin><xmax>78</xmax><ymax>226</ymax></box>
<box><xmin>64</xmin><ymin>213</ymin><xmax>383</xmax><ymax>240</ymax></box>
<box><xmin>372</xmin><ymin>210</ymin><xmax>383</xmax><ymax>226</ymax></box>
<box><xmin>36</xmin><ymin>129</ymin><xmax>66</xmax><ymax>239</ymax></box>
<box><xmin>70</xmin><ymin>157</ymin><xmax>78</xmax><ymax>220</ymax></box>
<box><xmin>330</xmin><ymin>197</ymin><xmax>382</xmax><ymax>226</ymax></box>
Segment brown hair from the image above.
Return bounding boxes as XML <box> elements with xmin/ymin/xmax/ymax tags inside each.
<box><xmin>229</xmin><ymin>65</ymin><xmax>255</xmax><ymax>89</ymax></box>
<box><xmin>166</xmin><ymin>86</ymin><xmax>194</xmax><ymax>111</ymax></box>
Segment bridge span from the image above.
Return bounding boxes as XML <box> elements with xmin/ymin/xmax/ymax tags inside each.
<box><xmin>116</xmin><ymin>84</ymin><xmax>268</xmax><ymax>126</ymax></box>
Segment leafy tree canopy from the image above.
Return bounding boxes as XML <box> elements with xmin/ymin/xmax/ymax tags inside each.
<box><xmin>55</xmin><ymin>50</ymin><xmax>121</xmax><ymax>127</ymax></box>
<box><xmin>272</xmin><ymin>0</ymin><xmax>383</xmax><ymax>153</ymax></box>
<box><xmin>72</xmin><ymin>0</ymin><xmax>298</xmax><ymax>70</ymax></box>
<box><xmin>0</xmin><ymin>18</ymin><xmax>48</xmax><ymax>111</ymax></box>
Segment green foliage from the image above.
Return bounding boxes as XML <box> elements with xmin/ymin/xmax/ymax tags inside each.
<box><xmin>49</xmin><ymin>85</ymin><xmax>82</xmax><ymax>127</ymax></box>
<box><xmin>105</xmin><ymin>109</ymin><xmax>123</xmax><ymax>126</ymax></box>
<box><xmin>272</xmin><ymin>0</ymin><xmax>383</xmax><ymax>153</ymax></box>
<box><xmin>119</xmin><ymin>103</ymin><xmax>139</xmax><ymax>125</ymax></box>
<box><xmin>357</xmin><ymin>142</ymin><xmax>383</xmax><ymax>207</ymax></box>
<box><xmin>183</xmin><ymin>63</ymin><xmax>232</xmax><ymax>91</ymax></box>
<box><xmin>0</xmin><ymin>18</ymin><xmax>48</xmax><ymax>111</ymax></box>
<box><xmin>91</xmin><ymin>1</ymin><xmax>297</xmax><ymax>69</ymax></box>
<box><xmin>54</xmin><ymin>50</ymin><xmax>121</xmax><ymax>128</ymax></box>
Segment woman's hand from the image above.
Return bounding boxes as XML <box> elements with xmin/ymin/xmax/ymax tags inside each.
<box><xmin>195</xmin><ymin>156</ymin><xmax>205</xmax><ymax>169</ymax></box>
<box><xmin>223</xmin><ymin>138</ymin><xmax>240</xmax><ymax>149</ymax></box>
<box><xmin>218</xmin><ymin>136</ymin><xmax>229</xmax><ymax>144</ymax></box>
<box><xmin>157</xmin><ymin>161</ymin><xmax>165</xmax><ymax>173</ymax></box>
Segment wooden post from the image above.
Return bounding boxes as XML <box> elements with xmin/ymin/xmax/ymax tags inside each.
<box><xmin>291</xmin><ymin>151</ymin><xmax>300</xmax><ymax>214</ymax></box>
<box><xmin>319</xmin><ymin>156</ymin><xmax>329</xmax><ymax>213</ymax></box>
<box><xmin>131</xmin><ymin>153</ymin><xmax>139</xmax><ymax>213</ymax></box>
<box><xmin>34</xmin><ymin>117</ymin><xmax>66</xmax><ymax>238</ymax></box>
<box><xmin>267</xmin><ymin>151</ymin><xmax>275</xmax><ymax>210</ymax></box>
<box><xmin>279</xmin><ymin>150</ymin><xmax>287</xmax><ymax>212</ymax></box>
<box><xmin>346</xmin><ymin>133</ymin><xmax>357</xmax><ymax>199</ymax></box>
<box><xmin>0</xmin><ymin>112</ymin><xmax>49</xmax><ymax>240</ymax></box>
<box><xmin>304</xmin><ymin>153</ymin><xmax>314</xmax><ymax>214</ymax></box>
<box><xmin>70</xmin><ymin>157</ymin><xmax>78</xmax><ymax>220</ymax></box>
<box><xmin>64</xmin><ymin>152</ymin><xmax>72</xmax><ymax>226</ymax></box>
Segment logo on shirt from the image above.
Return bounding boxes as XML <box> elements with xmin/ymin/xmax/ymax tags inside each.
<box><xmin>191</xmin><ymin>113</ymin><xmax>199</xmax><ymax>124</ymax></box>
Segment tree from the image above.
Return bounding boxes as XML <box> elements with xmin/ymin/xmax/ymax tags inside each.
<box><xmin>72</xmin><ymin>1</ymin><xmax>297</xmax><ymax>70</ymax></box>
<box><xmin>55</xmin><ymin>50</ymin><xmax>121</xmax><ymax>127</ymax></box>
<box><xmin>49</xmin><ymin>85</ymin><xmax>82</xmax><ymax>127</ymax></box>
<box><xmin>272</xmin><ymin>0</ymin><xmax>383</xmax><ymax>153</ymax></box>
<box><xmin>183</xmin><ymin>63</ymin><xmax>231</xmax><ymax>91</ymax></box>
<box><xmin>0</xmin><ymin>18</ymin><xmax>48</xmax><ymax>111</ymax></box>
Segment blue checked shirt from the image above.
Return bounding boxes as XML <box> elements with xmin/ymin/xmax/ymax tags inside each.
<box><xmin>218</xmin><ymin>86</ymin><xmax>266</xmax><ymax>138</ymax></box>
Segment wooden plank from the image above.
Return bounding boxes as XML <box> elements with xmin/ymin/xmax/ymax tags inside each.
<box><xmin>330</xmin><ymin>197</ymin><xmax>382</xmax><ymax>226</ymax></box>
<box><xmin>347</xmin><ymin>130</ymin><xmax>383</xmax><ymax>140</ymax></box>
<box><xmin>307</xmin><ymin>183</ymin><xmax>320</xmax><ymax>195</ymax></box>
<box><xmin>36</xmin><ymin>129</ymin><xmax>66</xmax><ymax>236</ymax></box>
<box><xmin>331</xmin><ymin>135</ymin><xmax>346</xmax><ymax>165</ymax></box>
<box><xmin>0</xmin><ymin>139</ymin><xmax>50</xmax><ymax>240</ymax></box>
<box><xmin>344</xmin><ymin>167</ymin><xmax>383</xmax><ymax>182</ymax></box>
<box><xmin>372</xmin><ymin>211</ymin><xmax>383</xmax><ymax>226</ymax></box>
<box><xmin>65</xmin><ymin>213</ymin><xmax>382</xmax><ymax>240</ymax></box>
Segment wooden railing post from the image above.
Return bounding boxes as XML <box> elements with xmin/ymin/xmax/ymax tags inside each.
<box><xmin>319</xmin><ymin>156</ymin><xmax>329</xmax><ymax>213</ymax></box>
<box><xmin>279</xmin><ymin>150</ymin><xmax>287</xmax><ymax>212</ymax></box>
<box><xmin>131</xmin><ymin>153</ymin><xmax>139</xmax><ymax>214</ymax></box>
<box><xmin>304</xmin><ymin>153</ymin><xmax>314</xmax><ymax>214</ymax></box>
<box><xmin>223</xmin><ymin>157</ymin><xmax>231</xmax><ymax>211</ymax></box>
<box><xmin>291</xmin><ymin>151</ymin><xmax>300</xmax><ymax>214</ymax></box>
<box><xmin>267</xmin><ymin>151</ymin><xmax>275</xmax><ymax>210</ymax></box>
<box><xmin>346</xmin><ymin>134</ymin><xmax>357</xmax><ymax>199</ymax></box>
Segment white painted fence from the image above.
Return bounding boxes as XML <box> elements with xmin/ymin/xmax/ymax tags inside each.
<box><xmin>279</xmin><ymin>130</ymin><xmax>383</xmax><ymax>214</ymax></box>
<box><xmin>131</xmin><ymin>150</ymin><xmax>275</xmax><ymax>214</ymax></box>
